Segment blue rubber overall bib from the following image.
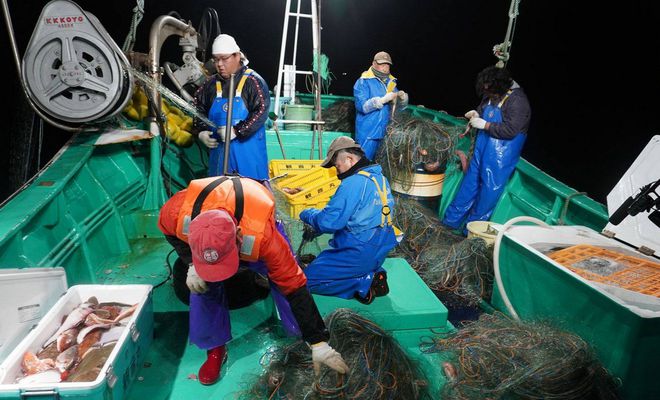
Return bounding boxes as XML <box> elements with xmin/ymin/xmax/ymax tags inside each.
<box><xmin>304</xmin><ymin>171</ymin><xmax>398</xmax><ymax>299</ymax></box>
<box><xmin>355</xmin><ymin>70</ymin><xmax>397</xmax><ymax>160</ymax></box>
<box><xmin>207</xmin><ymin>69</ymin><xmax>269</xmax><ymax>180</ymax></box>
<box><xmin>443</xmin><ymin>92</ymin><xmax>526</xmax><ymax>232</ymax></box>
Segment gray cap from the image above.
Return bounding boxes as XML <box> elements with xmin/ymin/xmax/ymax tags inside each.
<box><xmin>373</xmin><ymin>51</ymin><xmax>393</xmax><ymax>65</ymax></box>
<box><xmin>320</xmin><ymin>136</ymin><xmax>362</xmax><ymax>167</ymax></box>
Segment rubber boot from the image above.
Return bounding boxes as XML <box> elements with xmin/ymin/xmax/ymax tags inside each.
<box><xmin>198</xmin><ymin>345</ymin><xmax>227</xmax><ymax>385</ymax></box>
<box><xmin>372</xmin><ymin>271</ymin><xmax>389</xmax><ymax>297</ymax></box>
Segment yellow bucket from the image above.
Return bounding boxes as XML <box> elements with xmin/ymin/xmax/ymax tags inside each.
<box><xmin>466</xmin><ymin>221</ymin><xmax>499</xmax><ymax>246</ymax></box>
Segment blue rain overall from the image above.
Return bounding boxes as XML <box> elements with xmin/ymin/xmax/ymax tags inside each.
<box><xmin>443</xmin><ymin>91</ymin><xmax>526</xmax><ymax>232</ymax></box>
<box><xmin>207</xmin><ymin>69</ymin><xmax>269</xmax><ymax>180</ymax></box>
<box><xmin>354</xmin><ymin>70</ymin><xmax>397</xmax><ymax>160</ymax></box>
<box><xmin>303</xmin><ymin>169</ymin><xmax>398</xmax><ymax>299</ymax></box>
<box><xmin>188</xmin><ymin>219</ymin><xmax>301</xmax><ymax>349</ymax></box>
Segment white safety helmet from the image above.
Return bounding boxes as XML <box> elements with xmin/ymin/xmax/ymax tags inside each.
<box><xmin>212</xmin><ymin>34</ymin><xmax>249</xmax><ymax>65</ymax></box>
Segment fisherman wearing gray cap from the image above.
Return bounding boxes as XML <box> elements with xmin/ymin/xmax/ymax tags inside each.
<box><xmin>353</xmin><ymin>51</ymin><xmax>408</xmax><ymax>160</ymax></box>
<box><xmin>299</xmin><ymin>136</ymin><xmax>398</xmax><ymax>304</ymax></box>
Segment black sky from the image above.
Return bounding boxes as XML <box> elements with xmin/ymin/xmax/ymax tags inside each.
<box><xmin>2</xmin><ymin>0</ymin><xmax>659</xmax><ymax>204</ymax></box>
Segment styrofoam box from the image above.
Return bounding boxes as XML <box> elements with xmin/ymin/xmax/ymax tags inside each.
<box><xmin>0</xmin><ymin>284</ymin><xmax>153</xmax><ymax>400</ymax></box>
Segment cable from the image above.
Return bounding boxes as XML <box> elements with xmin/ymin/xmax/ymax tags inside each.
<box><xmin>122</xmin><ymin>0</ymin><xmax>145</xmax><ymax>52</ymax></box>
<box><xmin>492</xmin><ymin>216</ymin><xmax>550</xmax><ymax>320</ymax></box>
<box><xmin>197</xmin><ymin>8</ymin><xmax>222</xmax><ymax>62</ymax></box>
<box><xmin>153</xmin><ymin>248</ymin><xmax>176</xmax><ymax>289</ymax></box>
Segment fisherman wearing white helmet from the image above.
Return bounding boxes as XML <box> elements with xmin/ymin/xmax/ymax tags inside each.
<box><xmin>193</xmin><ymin>34</ymin><xmax>270</xmax><ymax>180</ymax></box>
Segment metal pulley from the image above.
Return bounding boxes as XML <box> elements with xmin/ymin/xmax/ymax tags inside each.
<box><xmin>21</xmin><ymin>0</ymin><xmax>132</xmax><ymax>124</ymax></box>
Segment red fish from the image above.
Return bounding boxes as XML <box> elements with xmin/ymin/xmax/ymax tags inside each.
<box><xmin>21</xmin><ymin>352</ymin><xmax>55</xmax><ymax>375</ymax></box>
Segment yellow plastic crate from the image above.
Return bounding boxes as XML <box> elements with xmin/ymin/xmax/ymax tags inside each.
<box><xmin>286</xmin><ymin>197</ymin><xmax>332</xmax><ymax>220</ymax></box>
<box><xmin>269</xmin><ymin>159</ymin><xmax>323</xmax><ymax>179</ymax></box>
<box><xmin>275</xmin><ymin>166</ymin><xmax>340</xmax><ymax>218</ymax></box>
<box><xmin>275</xmin><ymin>166</ymin><xmax>337</xmax><ymax>191</ymax></box>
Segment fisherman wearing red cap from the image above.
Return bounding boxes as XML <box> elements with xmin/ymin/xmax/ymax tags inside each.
<box><xmin>158</xmin><ymin>176</ymin><xmax>348</xmax><ymax>385</ymax></box>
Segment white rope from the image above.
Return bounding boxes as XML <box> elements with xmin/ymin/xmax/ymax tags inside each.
<box><xmin>122</xmin><ymin>0</ymin><xmax>145</xmax><ymax>52</ymax></box>
<box><xmin>493</xmin><ymin>0</ymin><xmax>521</xmax><ymax>67</ymax></box>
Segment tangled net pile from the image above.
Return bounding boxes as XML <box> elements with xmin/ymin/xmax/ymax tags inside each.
<box><xmin>393</xmin><ymin>196</ymin><xmax>494</xmax><ymax>304</ymax></box>
<box><xmin>323</xmin><ymin>100</ymin><xmax>356</xmax><ymax>133</ymax></box>
<box><xmin>421</xmin><ymin>313</ymin><xmax>621</xmax><ymax>400</ymax></box>
<box><xmin>243</xmin><ymin>308</ymin><xmax>427</xmax><ymax>399</ymax></box>
<box><xmin>376</xmin><ymin>112</ymin><xmax>464</xmax><ymax>191</ymax></box>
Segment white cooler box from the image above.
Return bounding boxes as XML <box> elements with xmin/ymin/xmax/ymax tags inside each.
<box><xmin>492</xmin><ymin>135</ymin><xmax>660</xmax><ymax>399</ymax></box>
<box><xmin>0</xmin><ymin>268</ymin><xmax>153</xmax><ymax>400</ymax></box>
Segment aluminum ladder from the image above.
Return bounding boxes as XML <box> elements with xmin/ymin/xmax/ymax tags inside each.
<box><xmin>273</xmin><ymin>0</ymin><xmax>325</xmax><ymax>158</ymax></box>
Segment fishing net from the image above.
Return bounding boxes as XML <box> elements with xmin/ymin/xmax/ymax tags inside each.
<box><xmin>421</xmin><ymin>313</ymin><xmax>621</xmax><ymax>400</ymax></box>
<box><xmin>243</xmin><ymin>308</ymin><xmax>428</xmax><ymax>399</ymax></box>
<box><xmin>393</xmin><ymin>195</ymin><xmax>493</xmax><ymax>305</ymax></box>
<box><xmin>322</xmin><ymin>99</ymin><xmax>355</xmax><ymax>133</ymax></box>
<box><xmin>271</xmin><ymin>187</ymin><xmax>304</xmax><ymax>242</ymax></box>
<box><xmin>376</xmin><ymin>112</ymin><xmax>463</xmax><ymax>192</ymax></box>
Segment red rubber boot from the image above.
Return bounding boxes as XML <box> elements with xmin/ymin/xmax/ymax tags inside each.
<box><xmin>198</xmin><ymin>345</ymin><xmax>227</xmax><ymax>385</ymax></box>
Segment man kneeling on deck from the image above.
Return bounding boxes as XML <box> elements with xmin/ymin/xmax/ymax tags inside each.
<box><xmin>299</xmin><ymin>136</ymin><xmax>398</xmax><ymax>304</ymax></box>
<box><xmin>158</xmin><ymin>177</ymin><xmax>348</xmax><ymax>385</ymax></box>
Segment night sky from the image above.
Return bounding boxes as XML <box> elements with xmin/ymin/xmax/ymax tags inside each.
<box><xmin>2</xmin><ymin>0</ymin><xmax>658</xmax><ymax>204</ymax></box>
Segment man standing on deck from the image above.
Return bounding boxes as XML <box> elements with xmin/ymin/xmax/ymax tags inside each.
<box><xmin>443</xmin><ymin>65</ymin><xmax>531</xmax><ymax>234</ymax></box>
<box><xmin>193</xmin><ymin>34</ymin><xmax>270</xmax><ymax>179</ymax></box>
<box><xmin>354</xmin><ymin>51</ymin><xmax>408</xmax><ymax>160</ymax></box>
<box><xmin>299</xmin><ymin>136</ymin><xmax>398</xmax><ymax>304</ymax></box>
<box><xmin>158</xmin><ymin>177</ymin><xmax>348</xmax><ymax>385</ymax></box>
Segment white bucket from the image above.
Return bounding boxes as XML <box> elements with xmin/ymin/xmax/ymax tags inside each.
<box><xmin>466</xmin><ymin>221</ymin><xmax>500</xmax><ymax>246</ymax></box>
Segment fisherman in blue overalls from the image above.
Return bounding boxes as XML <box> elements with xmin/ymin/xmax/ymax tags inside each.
<box><xmin>299</xmin><ymin>136</ymin><xmax>399</xmax><ymax>304</ymax></box>
<box><xmin>443</xmin><ymin>66</ymin><xmax>531</xmax><ymax>234</ymax></box>
<box><xmin>194</xmin><ymin>34</ymin><xmax>270</xmax><ymax>180</ymax></box>
<box><xmin>354</xmin><ymin>51</ymin><xmax>409</xmax><ymax>160</ymax></box>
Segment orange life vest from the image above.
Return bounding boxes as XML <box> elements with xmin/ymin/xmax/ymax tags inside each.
<box><xmin>175</xmin><ymin>177</ymin><xmax>275</xmax><ymax>262</ymax></box>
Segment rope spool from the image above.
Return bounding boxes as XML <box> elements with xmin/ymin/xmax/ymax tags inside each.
<box><xmin>21</xmin><ymin>0</ymin><xmax>132</xmax><ymax>124</ymax></box>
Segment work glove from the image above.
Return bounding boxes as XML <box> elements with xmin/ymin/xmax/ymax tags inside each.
<box><xmin>464</xmin><ymin>110</ymin><xmax>479</xmax><ymax>119</ymax></box>
<box><xmin>198</xmin><ymin>130</ymin><xmax>218</xmax><ymax>149</ymax></box>
<box><xmin>302</xmin><ymin>223</ymin><xmax>320</xmax><ymax>241</ymax></box>
<box><xmin>311</xmin><ymin>342</ymin><xmax>349</xmax><ymax>376</ymax></box>
<box><xmin>397</xmin><ymin>90</ymin><xmax>409</xmax><ymax>104</ymax></box>
<box><xmin>469</xmin><ymin>117</ymin><xmax>488</xmax><ymax>130</ymax></box>
<box><xmin>186</xmin><ymin>263</ymin><xmax>208</xmax><ymax>294</ymax></box>
<box><xmin>378</xmin><ymin>92</ymin><xmax>398</xmax><ymax>105</ymax></box>
<box><xmin>217</xmin><ymin>126</ymin><xmax>237</xmax><ymax>142</ymax></box>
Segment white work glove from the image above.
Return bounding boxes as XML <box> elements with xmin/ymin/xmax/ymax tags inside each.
<box><xmin>378</xmin><ymin>92</ymin><xmax>397</xmax><ymax>105</ymax></box>
<box><xmin>397</xmin><ymin>90</ymin><xmax>408</xmax><ymax>102</ymax></box>
<box><xmin>198</xmin><ymin>130</ymin><xmax>218</xmax><ymax>149</ymax></box>
<box><xmin>186</xmin><ymin>263</ymin><xmax>208</xmax><ymax>294</ymax></box>
<box><xmin>217</xmin><ymin>126</ymin><xmax>237</xmax><ymax>142</ymax></box>
<box><xmin>311</xmin><ymin>342</ymin><xmax>349</xmax><ymax>376</ymax></box>
<box><xmin>464</xmin><ymin>110</ymin><xmax>479</xmax><ymax>119</ymax></box>
<box><xmin>469</xmin><ymin>117</ymin><xmax>488</xmax><ymax>130</ymax></box>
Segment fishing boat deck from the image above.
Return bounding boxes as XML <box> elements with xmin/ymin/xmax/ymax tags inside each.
<box><xmin>90</xmin><ymin>233</ymin><xmax>451</xmax><ymax>399</ymax></box>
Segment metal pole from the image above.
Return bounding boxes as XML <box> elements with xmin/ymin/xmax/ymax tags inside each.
<box><xmin>222</xmin><ymin>73</ymin><xmax>236</xmax><ymax>175</ymax></box>
<box><xmin>274</xmin><ymin>0</ymin><xmax>292</xmax><ymax>121</ymax></box>
<box><xmin>269</xmin><ymin>112</ymin><xmax>287</xmax><ymax>159</ymax></box>
<box><xmin>313</xmin><ymin>0</ymin><xmax>323</xmax><ymax>159</ymax></box>
<box><xmin>292</xmin><ymin>0</ymin><xmax>302</xmax><ymax>83</ymax></box>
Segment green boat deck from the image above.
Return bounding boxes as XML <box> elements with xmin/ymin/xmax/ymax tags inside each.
<box><xmin>97</xmin><ymin>232</ymin><xmax>450</xmax><ymax>398</ymax></box>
